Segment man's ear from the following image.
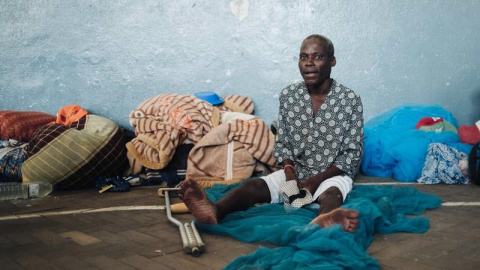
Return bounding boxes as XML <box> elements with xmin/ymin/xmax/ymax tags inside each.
<box><xmin>331</xmin><ymin>57</ymin><xmax>336</xmax><ymax>67</ymax></box>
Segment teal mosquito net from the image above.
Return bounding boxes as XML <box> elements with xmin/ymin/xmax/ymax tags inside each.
<box><xmin>198</xmin><ymin>182</ymin><xmax>442</xmax><ymax>269</ymax></box>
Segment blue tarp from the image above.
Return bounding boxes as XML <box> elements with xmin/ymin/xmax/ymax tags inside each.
<box><xmin>198</xmin><ymin>182</ymin><xmax>442</xmax><ymax>269</ymax></box>
<box><xmin>361</xmin><ymin>104</ymin><xmax>472</xmax><ymax>181</ymax></box>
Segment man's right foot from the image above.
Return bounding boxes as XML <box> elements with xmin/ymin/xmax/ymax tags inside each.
<box><xmin>179</xmin><ymin>179</ymin><xmax>219</xmax><ymax>224</ymax></box>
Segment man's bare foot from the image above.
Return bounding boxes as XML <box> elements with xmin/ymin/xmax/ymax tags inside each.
<box><xmin>309</xmin><ymin>208</ymin><xmax>359</xmax><ymax>233</ymax></box>
<box><xmin>179</xmin><ymin>179</ymin><xmax>219</xmax><ymax>224</ymax></box>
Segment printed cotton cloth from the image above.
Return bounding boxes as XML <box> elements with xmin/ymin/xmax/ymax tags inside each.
<box><xmin>418</xmin><ymin>143</ymin><xmax>469</xmax><ymax>184</ymax></box>
<box><xmin>0</xmin><ymin>140</ymin><xmax>28</xmax><ymax>182</ymax></box>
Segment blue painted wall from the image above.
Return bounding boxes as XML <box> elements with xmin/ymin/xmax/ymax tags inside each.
<box><xmin>1</xmin><ymin>0</ymin><xmax>479</xmax><ymax>130</ymax></box>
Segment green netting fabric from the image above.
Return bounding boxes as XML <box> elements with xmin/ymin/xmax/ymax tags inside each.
<box><xmin>198</xmin><ymin>182</ymin><xmax>441</xmax><ymax>270</ymax></box>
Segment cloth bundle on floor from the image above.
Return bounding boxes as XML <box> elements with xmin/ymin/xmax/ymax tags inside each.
<box><xmin>0</xmin><ymin>110</ymin><xmax>56</xmax><ymax>142</ymax></box>
<box><xmin>187</xmin><ymin>116</ymin><xmax>277</xmax><ymax>186</ymax></box>
<box><xmin>0</xmin><ymin>140</ymin><xmax>28</xmax><ymax>182</ymax></box>
<box><xmin>361</xmin><ymin>104</ymin><xmax>472</xmax><ymax>181</ymax></box>
<box><xmin>127</xmin><ymin>94</ymin><xmax>220</xmax><ymax>170</ymax></box>
<box><xmin>418</xmin><ymin>143</ymin><xmax>469</xmax><ymax>184</ymax></box>
<box><xmin>126</xmin><ymin>93</ymin><xmax>256</xmax><ymax>172</ymax></box>
<box><xmin>22</xmin><ymin>115</ymin><xmax>128</xmax><ymax>189</ymax></box>
<box><xmin>199</xmin><ymin>182</ymin><xmax>441</xmax><ymax>269</ymax></box>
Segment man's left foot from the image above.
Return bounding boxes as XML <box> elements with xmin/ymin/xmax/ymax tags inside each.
<box><xmin>310</xmin><ymin>208</ymin><xmax>359</xmax><ymax>233</ymax></box>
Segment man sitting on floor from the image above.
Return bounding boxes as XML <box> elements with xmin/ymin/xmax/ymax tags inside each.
<box><xmin>180</xmin><ymin>34</ymin><xmax>364</xmax><ymax>233</ymax></box>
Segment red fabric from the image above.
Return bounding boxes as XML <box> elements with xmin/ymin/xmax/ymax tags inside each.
<box><xmin>458</xmin><ymin>123</ymin><xmax>480</xmax><ymax>145</ymax></box>
<box><xmin>0</xmin><ymin>111</ymin><xmax>56</xmax><ymax>142</ymax></box>
<box><xmin>415</xmin><ymin>117</ymin><xmax>444</xmax><ymax>129</ymax></box>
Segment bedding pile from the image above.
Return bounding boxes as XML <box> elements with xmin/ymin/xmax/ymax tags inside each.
<box><xmin>127</xmin><ymin>93</ymin><xmax>276</xmax><ymax>187</ymax></box>
<box><xmin>361</xmin><ymin>104</ymin><xmax>472</xmax><ymax>182</ymax></box>
<box><xmin>0</xmin><ymin>107</ymin><xmax>128</xmax><ymax>189</ymax></box>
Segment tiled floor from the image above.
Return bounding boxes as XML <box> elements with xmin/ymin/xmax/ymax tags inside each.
<box><xmin>1</xmin><ymin>176</ymin><xmax>479</xmax><ymax>269</ymax></box>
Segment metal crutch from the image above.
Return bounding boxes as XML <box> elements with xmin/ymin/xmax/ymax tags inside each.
<box><xmin>163</xmin><ymin>189</ymin><xmax>206</xmax><ymax>257</ymax></box>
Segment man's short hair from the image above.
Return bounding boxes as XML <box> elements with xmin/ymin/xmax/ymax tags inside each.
<box><xmin>304</xmin><ymin>34</ymin><xmax>335</xmax><ymax>59</ymax></box>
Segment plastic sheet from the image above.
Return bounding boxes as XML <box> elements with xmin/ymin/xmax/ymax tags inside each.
<box><xmin>198</xmin><ymin>182</ymin><xmax>441</xmax><ymax>269</ymax></box>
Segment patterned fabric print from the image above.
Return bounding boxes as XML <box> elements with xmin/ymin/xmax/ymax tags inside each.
<box><xmin>274</xmin><ymin>80</ymin><xmax>364</xmax><ymax>180</ymax></box>
<box><xmin>418</xmin><ymin>143</ymin><xmax>469</xmax><ymax>184</ymax></box>
<box><xmin>0</xmin><ymin>145</ymin><xmax>28</xmax><ymax>182</ymax></box>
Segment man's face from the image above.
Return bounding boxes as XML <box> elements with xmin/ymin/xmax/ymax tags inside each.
<box><xmin>298</xmin><ymin>39</ymin><xmax>336</xmax><ymax>87</ymax></box>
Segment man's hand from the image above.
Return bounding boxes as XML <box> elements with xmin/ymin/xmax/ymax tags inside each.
<box><xmin>298</xmin><ymin>176</ymin><xmax>321</xmax><ymax>195</ymax></box>
<box><xmin>298</xmin><ymin>166</ymin><xmax>343</xmax><ymax>195</ymax></box>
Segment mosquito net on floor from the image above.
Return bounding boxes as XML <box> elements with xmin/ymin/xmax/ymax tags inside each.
<box><xmin>198</xmin><ymin>182</ymin><xmax>441</xmax><ymax>269</ymax></box>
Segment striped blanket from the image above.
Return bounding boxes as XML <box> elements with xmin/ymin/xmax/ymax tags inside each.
<box><xmin>21</xmin><ymin>115</ymin><xmax>127</xmax><ymax>189</ymax></box>
<box><xmin>187</xmin><ymin>117</ymin><xmax>278</xmax><ymax>186</ymax></box>
<box><xmin>127</xmin><ymin>94</ymin><xmax>255</xmax><ymax>171</ymax></box>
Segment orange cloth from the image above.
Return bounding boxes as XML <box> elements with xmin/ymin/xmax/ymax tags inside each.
<box><xmin>53</xmin><ymin>105</ymin><xmax>88</xmax><ymax>125</ymax></box>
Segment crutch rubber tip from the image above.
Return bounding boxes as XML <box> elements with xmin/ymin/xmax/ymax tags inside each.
<box><xmin>191</xmin><ymin>247</ymin><xmax>201</xmax><ymax>257</ymax></box>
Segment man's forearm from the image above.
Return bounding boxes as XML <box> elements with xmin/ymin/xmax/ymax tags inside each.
<box><xmin>282</xmin><ymin>159</ymin><xmax>297</xmax><ymax>181</ymax></box>
<box><xmin>312</xmin><ymin>166</ymin><xmax>343</xmax><ymax>184</ymax></box>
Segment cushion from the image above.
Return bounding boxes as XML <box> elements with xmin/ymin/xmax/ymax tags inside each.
<box><xmin>21</xmin><ymin>115</ymin><xmax>128</xmax><ymax>189</ymax></box>
<box><xmin>0</xmin><ymin>111</ymin><xmax>56</xmax><ymax>142</ymax></box>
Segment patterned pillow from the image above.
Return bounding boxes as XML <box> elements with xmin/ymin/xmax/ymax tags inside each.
<box><xmin>0</xmin><ymin>111</ymin><xmax>56</xmax><ymax>142</ymax></box>
<box><xmin>22</xmin><ymin>115</ymin><xmax>128</xmax><ymax>189</ymax></box>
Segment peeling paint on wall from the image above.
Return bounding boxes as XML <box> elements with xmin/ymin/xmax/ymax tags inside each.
<box><xmin>230</xmin><ymin>0</ymin><xmax>249</xmax><ymax>21</ymax></box>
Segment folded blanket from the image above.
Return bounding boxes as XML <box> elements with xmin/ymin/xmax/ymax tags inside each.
<box><xmin>127</xmin><ymin>94</ymin><xmax>220</xmax><ymax>170</ymax></box>
<box><xmin>199</xmin><ymin>182</ymin><xmax>441</xmax><ymax>269</ymax></box>
<box><xmin>187</xmin><ymin>117</ymin><xmax>277</xmax><ymax>183</ymax></box>
<box><xmin>127</xmin><ymin>94</ymin><xmax>256</xmax><ymax>170</ymax></box>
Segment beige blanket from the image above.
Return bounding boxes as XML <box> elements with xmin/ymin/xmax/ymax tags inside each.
<box><xmin>126</xmin><ymin>94</ymin><xmax>255</xmax><ymax>171</ymax></box>
<box><xmin>187</xmin><ymin>117</ymin><xmax>278</xmax><ymax>185</ymax></box>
